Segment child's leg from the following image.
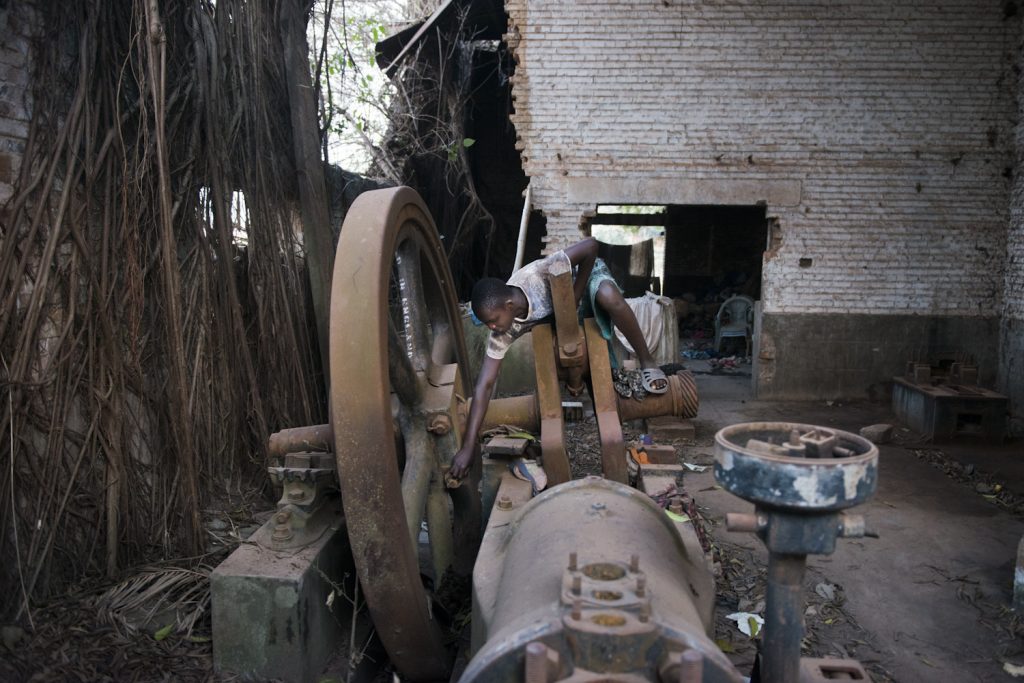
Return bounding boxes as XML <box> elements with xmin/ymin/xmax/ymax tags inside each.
<box><xmin>593</xmin><ymin>281</ymin><xmax>661</xmax><ymax>372</ymax></box>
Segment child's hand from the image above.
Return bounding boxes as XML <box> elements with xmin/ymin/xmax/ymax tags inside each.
<box><xmin>449</xmin><ymin>442</ymin><xmax>479</xmax><ymax>480</ymax></box>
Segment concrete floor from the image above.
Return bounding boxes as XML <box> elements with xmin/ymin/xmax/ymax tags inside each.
<box><xmin>683</xmin><ymin>360</ymin><xmax>1024</xmax><ymax>682</ymax></box>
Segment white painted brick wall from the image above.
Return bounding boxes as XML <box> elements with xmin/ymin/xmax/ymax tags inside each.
<box><xmin>0</xmin><ymin>5</ymin><xmax>33</xmax><ymax>207</ymax></box>
<box><xmin>506</xmin><ymin>0</ymin><xmax>1017</xmax><ymax>316</ymax></box>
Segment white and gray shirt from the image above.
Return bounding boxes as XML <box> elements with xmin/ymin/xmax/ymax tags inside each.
<box><xmin>485</xmin><ymin>250</ymin><xmax>571</xmax><ymax>359</ymax></box>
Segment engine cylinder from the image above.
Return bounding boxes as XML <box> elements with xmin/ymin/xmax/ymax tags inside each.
<box><xmin>463</xmin><ymin>476</ymin><xmax>743</xmax><ymax>683</ymax></box>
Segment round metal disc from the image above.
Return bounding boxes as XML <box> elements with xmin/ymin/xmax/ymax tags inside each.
<box><xmin>714</xmin><ymin>422</ymin><xmax>878</xmax><ymax>511</ymax></box>
<box><xmin>329</xmin><ymin>187</ymin><xmax>478</xmax><ymax>679</ymax></box>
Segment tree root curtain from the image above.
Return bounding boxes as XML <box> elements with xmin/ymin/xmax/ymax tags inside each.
<box><xmin>0</xmin><ymin>0</ymin><xmax>325</xmax><ymax>619</ymax></box>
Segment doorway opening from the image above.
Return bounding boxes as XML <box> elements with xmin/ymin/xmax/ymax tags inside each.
<box><xmin>584</xmin><ymin>204</ymin><xmax>767</xmax><ymax>392</ymax></box>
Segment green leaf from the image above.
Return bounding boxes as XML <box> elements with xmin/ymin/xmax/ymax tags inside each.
<box><xmin>715</xmin><ymin>638</ymin><xmax>734</xmax><ymax>653</ymax></box>
<box><xmin>462</xmin><ymin>138</ymin><xmax>476</xmax><ymax>148</ymax></box>
<box><xmin>665</xmin><ymin>510</ymin><xmax>690</xmax><ymax>524</ymax></box>
<box><xmin>154</xmin><ymin>623</ymin><xmax>174</xmax><ymax>641</ymax></box>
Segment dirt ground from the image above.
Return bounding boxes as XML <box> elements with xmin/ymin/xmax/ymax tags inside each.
<box><xmin>678</xmin><ymin>362</ymin><xmax>1024</xmax><ymax>683</ymax></box>
<box><xmin>2</xmin><ymin>361</ymin><xmax>1022</xmax><ymax>682</ymax></box>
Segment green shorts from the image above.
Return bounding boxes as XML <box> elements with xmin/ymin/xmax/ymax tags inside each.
<box><xmin>578</xmin><ymin>258</ymin><xmax>621</xmax><ymax>344</ymax></box>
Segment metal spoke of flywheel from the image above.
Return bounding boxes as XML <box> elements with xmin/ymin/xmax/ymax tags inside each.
<box><xmin>395</xmin><ymin>238</ymin><xmax>432</xmax><ymax>373</ymax></box>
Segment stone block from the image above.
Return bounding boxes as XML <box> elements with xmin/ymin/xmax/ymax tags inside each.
<box><xmin>483</xmin><ymin>436</ymin><xmax>529</xmax><ymax>456</ymax></box>
<box><xmin>212</xmin><ymin>502</ymin><xmax>356</xmax><ymax>683</ymax></box>
<box><xmin>859</xmin><ymin>423</ymin><xmax>893</xmax><ymax>444</ymax></box>
<box><xmin>646</xmin><ymin>416</ymin><xmax>695</xmax><ymax>440</ymax></box>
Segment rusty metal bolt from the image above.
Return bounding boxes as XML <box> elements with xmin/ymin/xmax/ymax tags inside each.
<box><xmin>639</xmin><ymin>603</ymin><xmax>650</xmax><ymax>623</ymax></box>
<box><xmin>497</xmin><ymin>495</ymin><xmax>513</xmax><ymax>510</ymax></box>
<box><xmin>568</xmin><ymin>551</ymin><xmax>578</xmax><ymax>571</ymax></box>
<box><xmin>272</xmin><ymin>509</ymin><xmax>293</xmax><ymax>542</ymax></box>
<box><xmin>562</xmin><ymin>341</ymin><xmax>579</xmax><ymax>356</ymax></box>
<box><xmin>427</xmin><ymin>414</ymin><xmax>452</xmax><ymax>435</ymax></box>
<box><xmin>525</xmin><ymin>642</ymin><xmax>550</xmax><ymax>683</ymax></box>
<box><xmin>630</xmin><ymin>554</ymin><xmax>640</xmax><ymax>573</ymax></box>
<box><xmin>679</xmin><ymin>649</ymin><xmax>704</xmax><ymax>683</ymax></box>
<box><xmin>636</xmin><ymin>575</ymin><xmax>646</xmax><ymax>597</ymax></box>
<box><xmin>571</xmin><ymin>598</ymin><xmax>582</xmax><ymax>620</ymax></box>
<box><xmin>725</xmin><ymin>512</ymin><xmax>766</xmax><ymax>533</ymax></box>
<box><xmin>572</xmin><ymin>574</ymin><xmax>581</xmax><ymax>595</ymax></box>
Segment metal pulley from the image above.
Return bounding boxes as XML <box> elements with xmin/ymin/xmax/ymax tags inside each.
<box><xmin>714</xmin><ymin>423</ymin><xmax>879</xmax><ymax>683</ymax></box>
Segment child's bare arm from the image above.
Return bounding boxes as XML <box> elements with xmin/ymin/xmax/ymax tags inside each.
<box><xmin>563</xmin><ymin>237</ymin><xmax>598</xmax><ymax>306</ymax></box>
<box><xmin>450</xmin><ymin>354</ymin><xmax>503</xmax><ymax>479</ymax></box>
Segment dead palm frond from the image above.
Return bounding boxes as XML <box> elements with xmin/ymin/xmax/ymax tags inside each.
<box><xmin>91</xmin><ymin>565</ymin><xmax>213</xmax><ymax>638</ymax></box>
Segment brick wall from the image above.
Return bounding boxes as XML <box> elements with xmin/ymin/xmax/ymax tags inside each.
<box><xmin>506</xmin><ymin>0</ymin><xmax>1018</xmax><ymax>317</ymax></box>
<box><xmin>0</xmin><ymin>4</ymin><xmax>32</xmax><ymax>207</ymax></box>
<box><xmin>1008</xmin><ymin>52</ymin><xmax>1024</xmax><ymax>324</ymax></box>
<box><xmin>998</xmin><ymin>25</ymin><xmax>1024</xmax><ymax>432</ymax></box>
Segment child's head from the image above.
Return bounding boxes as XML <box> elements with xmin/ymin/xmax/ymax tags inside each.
<box><xmin>471</xmin><ymin>278</ymin><xmax>515</xmax><ymax>333</ymax></box>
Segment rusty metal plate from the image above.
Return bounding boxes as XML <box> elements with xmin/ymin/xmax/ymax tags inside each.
<box><xmin>584</xmin><ymin>319</ymin><xmax>626</xmax><ymax>483</ymax></box>
<box><xmin>532</xmin><ymin>323</ymin><xmax>571</xmax><ymax>485</ymax></box>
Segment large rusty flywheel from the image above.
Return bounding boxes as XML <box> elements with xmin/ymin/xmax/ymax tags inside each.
<box><xmin>329</xmin><ymin>187</ymin><xmax>480</xmax><ymax>680</ymax></box>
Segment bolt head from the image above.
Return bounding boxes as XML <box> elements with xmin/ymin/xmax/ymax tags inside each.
<box><xmin>427</xmin><ymin>414</ymin><xmax>452</xmax><ymax>435</ymax></box>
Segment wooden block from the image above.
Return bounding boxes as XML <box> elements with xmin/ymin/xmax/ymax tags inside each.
<box><xmin>637</xmin><ymin>463</ymin><xmax>684</xmax><ymax>497</ymax></box>
<box><xmin>482</xmin><ymin>436</ymin><xmax>530</xmax><ymax>456</ymax></box>
<box><xmin>646</xmin><ymin>416</ymin><xmax>695</xmax><ymax>440</ymax></box>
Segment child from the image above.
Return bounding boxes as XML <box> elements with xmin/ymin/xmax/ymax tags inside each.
<box><xmin>449</xmin><ymin>237</ymin><xmax>667</xmax><ymax>479</ymax></box>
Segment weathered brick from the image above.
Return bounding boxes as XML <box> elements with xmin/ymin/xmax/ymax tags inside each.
<box><xmin>506</xmin><ymin>0</ymin><xmax>1017</xmax><ymax>320</ymax></box>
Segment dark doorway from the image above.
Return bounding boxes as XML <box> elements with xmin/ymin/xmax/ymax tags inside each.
<box><xmin>662</xmin><ymin>205</ymin><xmax>766</xmax><ymax>301</ymax></box>
<box><xmin>664</xmin><ymin>205</ymin><xmax>766</xmax><ymax>362</ymax></box>
<box><xmin>585</xmin><ymin>204</ymin><xmax>767</xmax><ymax>372</ymax></box>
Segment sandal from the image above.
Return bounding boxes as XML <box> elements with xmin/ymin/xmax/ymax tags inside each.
<box><xmin>510</xmin><ymin>458</ymin><xmax>547</xmax><ymax>495</ymax></box>
<box><xmin>641</xmin><ymin>367</ymin><xmax>669</xmax><ymax>395</ymax></box>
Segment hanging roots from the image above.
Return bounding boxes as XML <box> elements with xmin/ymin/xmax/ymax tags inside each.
<box><xmin>0</xmin><ymin>0</ymin><xmax>325</xmax><ymax>618</ymax></box>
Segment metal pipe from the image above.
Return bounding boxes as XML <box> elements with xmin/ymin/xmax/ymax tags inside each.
<box><xmin>762</xmin><ymin>553</ymin><xmax>807</xmax><ymax>683</ymax></box>
<box><xmin>479</xmin><ymin>371</ymin><xmax>697</xmax><ymax>435</ymax></box>
<box><xmin>480</xmin><ymin>395</ymin><xmax>540</xmax><ymax>432</ymax></box>
<box><xmin>274</xmin><ymin>367</ymin><xmax>694</xmax><ymax>462</ymax></box>
<box><xmin>512</xmin><ymin>184</ymin><xmax>532</xmax><ymax>273</ymax></box>
<box><xmin>268</xmin><ymin>424</ymin><xmax>333</xmax><ymax>458</ymax></box>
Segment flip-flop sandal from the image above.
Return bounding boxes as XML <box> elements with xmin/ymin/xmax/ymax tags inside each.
<box><xmin>641</xmin><ymin>367</ymin><xmax>669</xmax><ymax>395</ymax></box>
<box><xmin>510</xmin><ymin>458</ymin><xmax>548</xmax><ymax>495</ymax></box>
